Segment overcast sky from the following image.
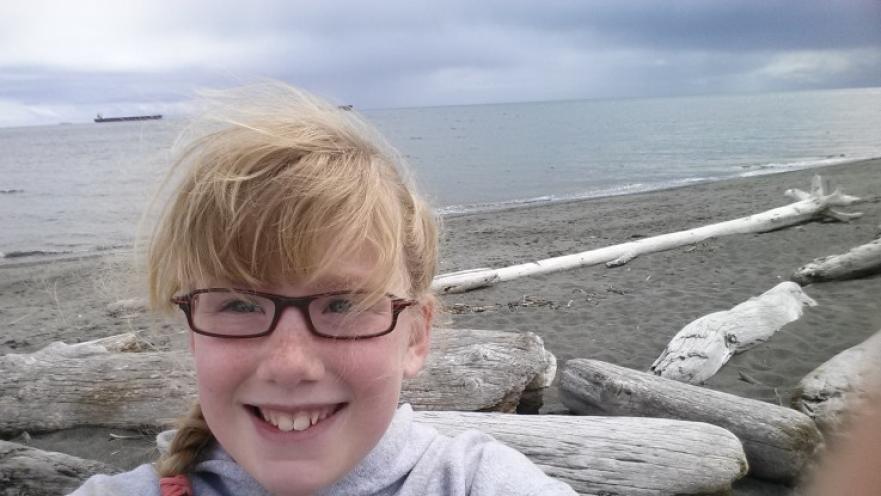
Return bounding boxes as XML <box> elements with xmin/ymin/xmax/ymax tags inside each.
<box><xmin>1</xmin><ymin>0</ymin><xmax>879</xmax><ymax>127</ymax></box>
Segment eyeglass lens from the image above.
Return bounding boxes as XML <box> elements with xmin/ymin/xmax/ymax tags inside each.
<box><xmin>190</xmin><ymin>290</ymin><xmax>395</xmax><ymax>338</ymax></box>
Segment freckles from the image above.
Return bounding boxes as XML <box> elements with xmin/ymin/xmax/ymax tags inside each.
<box><xmin>339</xmin><ymin>342</ymin><xmax>408</xmax><ymax>392</ymax></box>
<box><xmin>193</xmin><ymin>344</ymin><xmax>251</xmax><ymax>390</ymax></box>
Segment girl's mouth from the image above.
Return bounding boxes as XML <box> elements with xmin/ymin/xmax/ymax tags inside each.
<box><xmin>247</xmin><ymin>403</ymin><xmax>345</xmax><ymax>433</ymax></box>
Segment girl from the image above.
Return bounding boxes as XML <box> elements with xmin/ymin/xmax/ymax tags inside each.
<box><xmin>71</xmin><ymin>84</ymin><xmax>576</xmax><ymax>496</ymax></box>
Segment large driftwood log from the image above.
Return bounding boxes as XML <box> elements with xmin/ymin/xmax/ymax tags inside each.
<box><xmin>791</xmin><ymin>238</ymin><xmax>881</xmax><ymax>285</ymax></box>
<box><xmin>416</xmin><ymin>412</ymin><xmax>748</xmax><ymax>496</ymax></box>
<box><xmin>433</xmin><ymin>175</ymin><xmax>863</xmax><ymax>294</ymax></box>
<box><xmin>650</xmin><ymin>282</ymin><xmax>817</xmax><ymax>384</ymax></box>
<box><xmin>792</xmin><ymin>330</ymin><xmax>881</xmax><ymax>437</ymax></box>
<box><xmin>402</xmin><ymin>328</ymin><xmax>556</xmax><ymax>412</ymax></box>
<box><xmin>561</xmin><ymin>359</ymin><xmax>823</xmax><ymax>483</ymax></box>
<box><xmin>0</xmin><ymin>329</ymin><xmax>554</xmax><ymax>433</ymax></box>
<box><xmin>153</xmin><ymin>411</ymin><xmax>747</xmax><ymax>496</ymax></box>
<box><xmin>416</xmin><ymin>412</ymin><xmax>747</xmax><ymax>496</ymax></box>
<box><xmin>0</xmin><ymin>440</ymin><xmax>118</xmax><ymax>495</ymax></box>
<box><xmin>1</xmin><ymin>336</ymin><xmax>196</xmax><ymax>433</ymax></box>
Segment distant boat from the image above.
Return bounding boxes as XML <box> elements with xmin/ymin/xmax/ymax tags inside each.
<box><xmin>94</xmin><ymin>113</ymin><xmax>162</xmax><ymax>123</ymax></box>
<box><xmin>338</xmin><ymin>105</ymin><xmax>353</xmax><ymax>111</ymax></box>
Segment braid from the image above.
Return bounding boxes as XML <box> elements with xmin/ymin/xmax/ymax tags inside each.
<box><xmin>157</xmin><ymin>403</ymin><xmax>215</xmax><ymax>477</ymax></box>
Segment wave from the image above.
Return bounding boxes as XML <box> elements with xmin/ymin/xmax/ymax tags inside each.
<box><xmin>0</xmin><ymin>244</ymin><xmax>130</xmax><ymax>261</ymax></box>
<box><xmin>437</xmin><ymin>176</ymin><xmax>722</xmax><ymax>216</ymax></box>
<box><xmin>437</xmin><ymin>154</ymin><xmax>880</xmax><ymax>217</ymax></box>
<box><xmin>736</xmin><ymin>155</ymin><xmax>872</xmax><ymax>178</ymax></box>
<box><xmin>0</xmin><ymin>249</ymin><xmax>72</xmax><ymax>259</ymax></box>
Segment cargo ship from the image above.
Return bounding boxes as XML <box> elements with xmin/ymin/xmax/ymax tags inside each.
<box><xmin>94</xmin><ymin>113</ymin><xmax>162</xmax><ymax>123</ymax></box>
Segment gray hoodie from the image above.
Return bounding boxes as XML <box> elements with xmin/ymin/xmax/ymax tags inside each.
<box><xmin>70</xmin><ymin>404</ymin><xmax>576</xmax><ymax>495</ymax></box>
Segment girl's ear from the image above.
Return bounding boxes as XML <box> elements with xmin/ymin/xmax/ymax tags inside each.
<box><xmin>402</xmin><ymin>299</ymin><xmax>434</xmax><ymax>378</ymax></box>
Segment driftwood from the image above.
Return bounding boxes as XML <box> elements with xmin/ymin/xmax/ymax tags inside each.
<box><xmin>153</xmin><ymin>411</ymin><xmax>747</xmax><ymax>496</ymax></box>
<box><xmin>650</xmin><ymin>282</ymin><xmax>817</xmax><ymax>384</ymax></box>
<box><xmin>402</xmin><ymin>327</ymin><xmax>556</xmax><ymax>412</ymax></box>
<box><xmin>0</xmin><ymin>329</ymin><xmax>554</xmax><ymax>434</ymax></box>
<box><xmin>0</xmin><ymin>440</ymin><xmax>118</xmax><ymax>495</ymax></box>
<box><xmin>561</xmin><ymin>359</ymin><xmax>823</xmax><ymax>483</ymax></box>
<box><xmin>1</xmin><ymin>414</ymin><xmax>745</xmax><ymax>496</ymax></box>
<box><xmin>414</xmin><ymin>411</ymin><xmax>747</xmax><ymax>496</ymax></box>
<box><xmin>792</xmin><ymin>330</ymin><xmax>881</xmax><ymax>436</ymax></box>
<box><xmin>799</xmin><ymin>393</ymin><xmax>881</xmax><ymax>496</ymax></box>
<box><xmin>0</xmin><ymin>334</ymin><xmax>196</xmax><ymax>433</ymax></box>
<box><xmin>433</xmin><ymin>175</ymin><xmax>863</xmax><ymax>294</ymax></box>
<box><xmin>791</xmin><ymin>238</ymin><xmax>881</xmax><ymax>284</ymax></box>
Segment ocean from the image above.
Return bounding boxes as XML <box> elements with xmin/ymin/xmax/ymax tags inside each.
<box><xmin>2</xmin><ymin>87</ymin><xmax>880</xmax><ymax>264</ymax></box>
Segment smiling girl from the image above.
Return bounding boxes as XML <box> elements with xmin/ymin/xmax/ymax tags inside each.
<box><xmin>71</xmin><ymin>84</ymin><xmax>576</xmax><ymax>496</ymax></box>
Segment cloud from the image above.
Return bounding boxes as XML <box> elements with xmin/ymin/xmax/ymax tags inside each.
<box><xmin>0</xmin><ymin>0</ymin><xmax>879</xmax><ymax>126</ymax></box>
<box><xmin>758</xmin><ymin>51</ymin><xmax>858</xmax><ymax>82</ymax></box>
<box><xmin>0</xmin><ymin>3</ymin><xmax>282</xmax><ymax>72</ymax></box>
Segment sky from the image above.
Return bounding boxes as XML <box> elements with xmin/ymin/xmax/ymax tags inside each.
<box><xmin>1</xmin><ymin>0</ymin><xmax>880</xmax><ymax>127</ymax></box>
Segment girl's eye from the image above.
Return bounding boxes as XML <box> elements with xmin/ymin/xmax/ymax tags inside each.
<box><xmin>323</xmin><ymin>297</ymin><xmax>355</xmax><ymax>314</ymax></box>
<box><xmin>219</xmin><ymin>299</ymin><xmax>264</xmax><ymax>314</ymax></box>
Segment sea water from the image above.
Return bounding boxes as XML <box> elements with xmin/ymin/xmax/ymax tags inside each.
<box><xmin>2</xmin><ymin>87</ymin><xmax>880</xmax><ymax>263</ymax></box>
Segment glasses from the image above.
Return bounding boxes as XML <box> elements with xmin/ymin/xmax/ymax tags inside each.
<box><xmin>172</xmin><ymin>288</ymin><xmax>417</xmax><ymax>339</ymax></box>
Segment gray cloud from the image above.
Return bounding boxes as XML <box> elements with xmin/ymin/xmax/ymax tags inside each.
<box><xmin>1</xmin><ymin>0</ymin><xmax>879</xmax><ymax>127</ymax></box>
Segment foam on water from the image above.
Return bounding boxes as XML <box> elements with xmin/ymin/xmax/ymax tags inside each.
<box><xmin>736</xmin><ymin>155</ymin><xmax>867</xmax><ymax>178</ymax></box>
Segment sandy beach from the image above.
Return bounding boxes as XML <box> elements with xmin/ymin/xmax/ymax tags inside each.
<box><xmin>2</xmin><ymin>158</ymin><xmax>880</xmax><ymax>495</ymax></box>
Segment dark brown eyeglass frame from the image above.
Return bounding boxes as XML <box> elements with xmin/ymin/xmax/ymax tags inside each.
<box><xmin>171</xmin><ymin>288</ymin><xmax>418</xmax><ymax>340</ymax></box>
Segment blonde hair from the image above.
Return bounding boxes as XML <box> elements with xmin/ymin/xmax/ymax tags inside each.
<box><xmin>149</xmin><ymin>83</ymin><xmax>438</xmax><ymax>476</ymax></box>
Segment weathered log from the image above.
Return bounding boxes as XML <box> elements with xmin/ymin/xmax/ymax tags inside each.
<box><xmin>561</xmin><ymin>359</ymin><xmax>823</xmax><ymax>483</ymax></box>
<box><xmin>650</xmin><ymin>282</ymin><xmax>817</xmax><ymax>384</ymax></box>
<box><xmin>792</xmin><ymin>330</ymin><xmax>881</xmax><ymax>436</ymax></box>
<box><xmin>432</xmin><ymin>268</ymin><xmax>501</xmax><ymax>294</ymax></box>
<box><xmin>0</xmin><ymin>440</ymin><xmax>118</xmax><ymax>495</ymax></box>
<box><xmin>402</xmin><ymin>328</ymin><xmax>556</xmax><ymax>412</ymax></box>
<box><xmin>791</xmin><ymin>238</ymin><xmax>881</xmax><ymax>285</ymax></box>
<box><xmin>0</xmin><ymin>329</ymin><xmax>554</xmax><ymax>434</ymax></box>
<box><xmin>1</xmin><ymin>337</ymin><xmax>196</xmax><ymax>433</ymax></box>
<box><xmin>155</xmin><ymin>411</ymin><xmax>748</xmax><ymax>496</ymax></box>
<box><xmin>433</xmin><ymin>175</ymin><xmax>863</xmax><ymax>294</ymax></box>
<box><xmin>422</xmin><ymin>412</ymin><xmax>749</xmax><ymax>496</ymax></box>
<box><xmin>800</xmin><ymin>392</ymin><xmax>881</xmax><ymax>496</ymax></box>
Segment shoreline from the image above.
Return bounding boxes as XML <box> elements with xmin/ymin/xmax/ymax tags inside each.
<box><xmin>2</xmin><ymin>157</ymin><xmax>880</xmax><ymax>495</ymax></box>
<box><xmin>3</xmin><ymin>156</ymin><xmax>879</xmax><ymax>269</ymax></box>
<box><xmin>439</xmin><ymin>155</ymin><xmax>879</xmax><ymax>219</ymax></box>
<box><xmin>440</xmin><ymin>155</ymin><xmax>881</xmax><ymax>406</ymax></box>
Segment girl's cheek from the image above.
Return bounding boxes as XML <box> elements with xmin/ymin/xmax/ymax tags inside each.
<box><xmin>194</xmin><ymin>343</ymin><xmax>251</xmax><ymax>384</ymax></box>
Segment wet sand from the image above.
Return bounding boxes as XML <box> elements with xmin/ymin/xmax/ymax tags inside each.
<box><xmin>440</xmin><ymin>158</ymin><xmax>881</xmax><ymax>412</ymax></box>
<box><xmin>2</xmin><ymin>158</ymin><xmax>880</xmax><ymax>494</ymax></box>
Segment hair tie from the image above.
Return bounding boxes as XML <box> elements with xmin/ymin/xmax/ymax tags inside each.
<box><xmin>159</xmin><ymin>474</ymin><xmax>192</xmax><ymax>496</ymax></box>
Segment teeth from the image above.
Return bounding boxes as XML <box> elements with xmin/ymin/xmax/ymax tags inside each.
<box><xmin>277</xmin><ymin>415</ymin><xmax>295</xmax><ymax>432</ymax></box>
<box><xmin>293</xmin><ymin>413</ymin><xmax>311</xmax><ymax>431</ymax></box>
<box><xmin>258</xmin><ymin>406</ymin><xmax>335</xmax><ymax>432</ymax></box>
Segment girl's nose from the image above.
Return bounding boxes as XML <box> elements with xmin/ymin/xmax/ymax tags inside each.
<box><xmin>254</xmin><ymin>306</ymin><xmax>326</xmax><ymax>385</ymax></box>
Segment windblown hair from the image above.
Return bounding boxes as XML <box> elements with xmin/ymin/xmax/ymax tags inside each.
<box><xmin>149</xmin><ymin>83</ymin><xmax>438</xmax><ymax>476</ymax></box>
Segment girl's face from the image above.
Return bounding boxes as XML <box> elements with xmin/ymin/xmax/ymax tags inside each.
<box><xmin>190</xmin><ymin>258</ymin><xmax>431</xmax><ymax>496</ymax></box>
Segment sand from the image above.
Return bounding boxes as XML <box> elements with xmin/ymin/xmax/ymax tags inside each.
<box><xmin>2</xmin><ymin>158</ymin><xmax>880</xmax><ymax>495</ymax></box>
